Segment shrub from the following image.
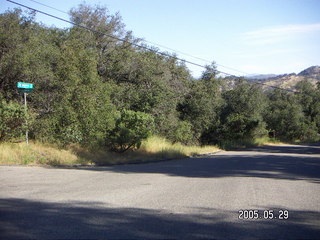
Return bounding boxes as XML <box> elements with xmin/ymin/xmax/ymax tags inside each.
<box><xmin>0</xmin><ymin>98</ymin><xmax>25</xmax><ymax>142</ymax></box>
<box><xmin>172</xmin><ymin>120</ymin><xmax>193</xmax><ymax>144</ymax></box>
<box><xmin>106</xmin><ymin>110</ymin><xmax>155</xmax><ymax>152</ymax></box>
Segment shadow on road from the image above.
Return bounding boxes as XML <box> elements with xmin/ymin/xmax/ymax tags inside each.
<box><xmin>1</xmin><ymin>198</ymin><xmax>319</xmax><ymax>239</ymax></box>
<box><xmin>238</xmin><ymin>144</ymin><xmax>320</xmax><ymax>155</ymax></box>
<box><xmin>60</xmin><ymin>144</ymin><xmax>320</xmax><ymax>183</ymax></box>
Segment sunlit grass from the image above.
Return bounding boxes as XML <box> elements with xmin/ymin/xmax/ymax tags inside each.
<box><xmin>0</xmin><ymin>141</ymin><xmax>87</xmax><ymax>166</ymax></box>
<box><xmin>0</xmin><ymin>136</ymin><xmax>220</xmax><ymax>166</ymax></box>
<box><xmin>140</xmin><ymin>136</ymin><xmax>219</xmax><ymax>156</ymax></box>
<box><xmin>253</xmin><ymin>136</ymin><xmax>284</xmax><ymax>145</ymax></box>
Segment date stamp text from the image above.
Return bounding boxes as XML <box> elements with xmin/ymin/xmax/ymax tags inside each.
<box><xmin>238</xmin><ymin>209</ymin><xmax>289</xmax><ymax>220</ymax></box>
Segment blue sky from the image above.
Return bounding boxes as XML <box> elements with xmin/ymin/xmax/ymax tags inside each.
<box><xmin>1</xmin><ymin>0</ymin><xmax>320</xmax><ymax>77</ymax></box>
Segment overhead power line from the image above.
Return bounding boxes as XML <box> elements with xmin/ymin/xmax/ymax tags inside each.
<box><xmin>27</xmin><ymin>0</ymin><xmax>249</xmax><ymax>76</ymax></box>
<box><xmin>6</xmin><ymin>0</ymin><xmax>297</xmax><ymax>93</ymax></box>
<box><xmin>26</xmin><ymin>0</ymin><xmax>69</xmax><ymax>15</ymax></box>
<box><xmin>6</xmin><ymin>0</ymin><xmax>211</xmax><ymax>71</ymax></box>
<box><xmin>139</xmin><ymin>39</ymin><xmax>250</xmax><ymax>76</ymax></box>
<box><xmin>6</xmin><ymin>0</ymin><xmax>247</xmax><ymax>76</ymax></box>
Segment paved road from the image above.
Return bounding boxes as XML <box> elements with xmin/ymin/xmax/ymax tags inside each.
<box><xmin>1</xmin><ymin>144</ymin><xmax>320</xmax><ymax>239</ymax></box>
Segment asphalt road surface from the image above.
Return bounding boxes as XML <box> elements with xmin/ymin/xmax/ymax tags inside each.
<box><xmin>1</xmin><ymin>144</ymin><xmax>320</xmax><ymax>239</ymax></box>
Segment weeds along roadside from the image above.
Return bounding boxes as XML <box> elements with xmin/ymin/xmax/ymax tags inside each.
<box><xmin>0</xmin><ymin>136</ymin><xmax>220</xmax><ymax>166</ymax></box>
<box><xmin>2</xmin><ymin>136</ymin><xmax>314</xmax><ymax>167</ymax></box>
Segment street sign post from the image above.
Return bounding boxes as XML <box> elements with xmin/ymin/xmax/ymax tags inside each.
<box><xmin>17</xmin><ymin>82</ymin><xmax>33</xmax><ymax>145</ymax></box>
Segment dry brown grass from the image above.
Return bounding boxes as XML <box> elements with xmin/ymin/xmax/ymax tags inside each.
<box><xmin>0</xmin><ymin>142</ymin><xmax>87</xmax><ymax>166</ymax></box>
<box><xmin>0</xmin><ymin>136</ymin><xmax>220</xmax><ymax>166</ymax></box>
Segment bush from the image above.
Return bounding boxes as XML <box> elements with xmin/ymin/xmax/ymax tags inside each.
<box><xmin>0</xmin><ymin>98</ymin><xmax>26</xmax><ymax>142</ymax></box>
<box><xmin>106</xmin><ymin>110</ymin><xmax>155</xmax><ymax>152</ymax></box>
<box><xmin>172</xmin><ymin>120</ymin><xmax>193</xmax><ymax>144</ymax></box>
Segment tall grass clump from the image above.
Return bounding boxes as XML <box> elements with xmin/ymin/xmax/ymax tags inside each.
<box><xmin>140</xmin><ymin>136</ymin><xmax>219</xmax><ymax>158</ymax></box>
<box><xmin>0</xmin><ymin>142</ymin><xmax>90</xmax><ymax>166</ymax></box>
<box><xmin>79</xmin><ymin>136</ymin><xmax>220</xmax><ymax>165</ymax></box>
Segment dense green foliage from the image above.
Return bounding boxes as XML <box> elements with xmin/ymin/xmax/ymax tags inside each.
<box><xmin>264</xmin><ymin>82</ymin><xmax>320</xmax><ymax>141</ymax></box>
<box><xmin>0</xmin><ymin>6</ymin><xmax>319</xmax><ymax>150</ymax></box>
<box><xmin>106</xmin><ymin>110</ymin><xmax>154</xmax><ymax>152</ymax></box>
<box><xmin>0</xmin><ymin>97</ymin><xmax>25</xmax><ymax>141</ymax></box>
<box><xmin>215</xmin><ymin>79</ymin><xmax>267</xmax><ymax>142</ymax></box>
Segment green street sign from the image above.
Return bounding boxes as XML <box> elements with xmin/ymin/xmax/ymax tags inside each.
<box><xmin>17</xmin><ymin>82</ymin><xmax>33</xmax><ymax>89</ymax></box>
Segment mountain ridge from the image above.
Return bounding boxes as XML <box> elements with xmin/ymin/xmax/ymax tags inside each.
<box><xmin>243</xmin><ymin>66</ymin><xmax>320</xmax><ymax>90</ymax></box>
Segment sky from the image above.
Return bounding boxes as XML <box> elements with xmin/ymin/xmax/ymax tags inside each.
<box><xmin>1</xmin><ymin>0</ymin><xmax>320</xmax><ymax>77</ymax></box>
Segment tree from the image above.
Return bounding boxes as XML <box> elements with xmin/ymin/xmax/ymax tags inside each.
<box><xmin>265</xmin><ymin>89</ymin><xmax>313</xmax><ymax>141</ymax></box>
<box><xmin>178</xmin><ymin>62</ymin><xmax>222</xmax><ymax>143</ymax></box>
<box><xmin>0</xmin><ymin>9</ymin><xmax>38</xmax><ymax>101</ymax></box>
<box><xmin>218</xmin><ymin>79</ymin><xmax>267</xmax><ymax>141</ymax></box>
<box><xmin>107</xmin><ymin>48</ymin><xmax>191</xmax><ymax>141</ymax></box>
<box><xmin>315</xmin><ymin>83</ymin><xmax>320</xmax><ymax>133</ymax></box>
<box><xmin>0</xmin><ymin>7</ymin><xmax>194</xmax><ymax>146</ymax></box>
<box><xmin>69</xmin><ymin>3</ymin><xmax>137</xmax><ymax>81</ymax></box>
<box><xmin>33</xmin><ymin>27</ymin><xmax>117</xmax><ymax>145</ymax></box>
<box><xmin>295</xmin><ymin>80</ymin><xmax>320</xmax><ymax>135</ymax></box>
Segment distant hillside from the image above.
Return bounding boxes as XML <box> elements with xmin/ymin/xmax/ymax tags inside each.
<box><xmin>244</xmin><ymin>66</ymin><xmax>320</xmax><ymax>90</ymax></box>
<box><xmin>245</xmin><ymin>74</ymin><xmax>278</xmax><ymax>80</ymax></box>
<box><xmin>298</xmin><ymin>66</ymin><xmax>320</xmax><ymax>78</ymax></box>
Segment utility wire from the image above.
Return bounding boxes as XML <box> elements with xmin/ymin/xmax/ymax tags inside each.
<box><xmin>140</xmin><ymin>39</ymin><xmax>250</xmax><ymax>76</ymax></box>
<box><xmin>6</xmin><ymin>0</ymin><xmax>297</xmax><ymax>93</ymax></box>
<box><xmin>8</xmin><ymin>0</ymin><xmax>246</xmax><ymax>76</ymax></box>
<box><xmin>6</xmin><ymin>0</ymin><xmax>209</xmax><ymax>71</ymax></box>
<box><xmin>27</xmin><ymin>0</ymin><xmax>249</xmax><ymax>75</ymax></box>
<box><xmin>26</xmin><ymin>0</ymin><xmax>69</xmax><ymax>15</ymax></box>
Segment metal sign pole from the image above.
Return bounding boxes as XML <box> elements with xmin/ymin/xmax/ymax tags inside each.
<box><xmin>24</xmin><ymin>92</ymin><xmax>28</xmax><ymax>145</ymax></box>
<box><xmin>17</xmin><ymin>82</ymin><xmax>33</xmax><ymax>145</ymax></box>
